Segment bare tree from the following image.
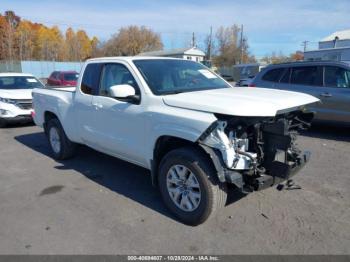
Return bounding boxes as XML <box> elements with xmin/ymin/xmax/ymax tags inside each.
<box><xmin>203</xmin><ymin>26</ymin><xmax>213</xmax><ymax>61</ymax></box>
<box><xmin>102</xmin><ymin>25</ymin><xmax>163</xmax><ymax>56</ymax></box>
<box><xmin>212</xmin><ymin>24</ymin><xmax>255</xmax><ymax>67</ymax></box>
<box><xmin>213</xmin><ymin>25</ymin><xmax>241</xmax><ymax>66</ymax></box>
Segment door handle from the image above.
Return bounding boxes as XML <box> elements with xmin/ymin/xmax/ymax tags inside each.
<box><xmin>320</xmin><ymin>92</ymin><xmax>332</xmax><ymax>98</ymax></box>
<box><xmin>92</xmin><ymin>102</ymin><xmax>103</xmax><ymax>109</ymax></box>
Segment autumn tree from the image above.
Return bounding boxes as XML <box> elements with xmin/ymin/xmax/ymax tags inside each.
<box><xmin>1</xmin><ymin>10</ymin><xmax>99</xmax><ymax>62</ymax></box>
<box><xmin>102</xmin><ymin>25</ymin><xmax>163</xmax><ymax>56</ymax></box>
<box><xmin>290</xmin><ymin>51</ymin><xmax>304</xmax><ymax>61</ymax></box>
<box><xmin>261</xmin><ymin>51</ymin><xmax>304</xmax><ymax>64</ymax></box>
<box><xmin>37</xmin><ymin>26</ymin><xmax>64</xmax><ymax>60</ymax></box>
<box><xmin>64</xmin><ymin>27</ymin><xmax>79</xmax><ymax>61</ymax></box>
<box><xmin>0</xmin><ymin>15</ymin><xmax>8</xmax><ymax>60</ymax></box>
<box><xmin>15</xmin><ymin>20</ymin><xmax>39</xmax><ymax>60</ymax></box>
<box><xmin>76</xmin><ymin>30</ymin><xmax>92</xmax><ymax>60</ymax></box>
<box><xmin>90</xmin><ymin>36</ymin><xmax>100</xmax><ymax>58</ymax></box>
<box><xmin>0</xmin><ymin>11</ymin><xmax>20</xmax><ymax>60</ymax></box>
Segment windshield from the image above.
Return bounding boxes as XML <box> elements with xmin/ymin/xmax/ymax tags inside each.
<box><xmin>0</xmin><ymin>76</ymin><xmax>44</xmax><ymax>89</ymax></box>
<box><xmin>133</xmin><ymin>59</ymin><xmax>231</xmax><ymax>95</ymax></box>
<box><xmin>63</xmin><ymin>73</ymin><xmax>79</xmax><ymax>81</ymax></box>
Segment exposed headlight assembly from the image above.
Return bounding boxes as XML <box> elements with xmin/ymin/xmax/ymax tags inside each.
<box><xmin>200</xmin><ymin>120</ymin><xmax>257</xmax><ymax>170</ymax></box>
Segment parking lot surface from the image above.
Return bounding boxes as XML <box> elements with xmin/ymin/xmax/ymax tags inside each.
<box><xmin>0</xmin><ymin>124</ymin><xmax>349</xmax><ymax>254</ymax></box>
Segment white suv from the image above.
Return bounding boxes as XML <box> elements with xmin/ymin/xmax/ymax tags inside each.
<box><xmin>0</xmin><ymin>73</ymin><xmax>44</xmax><ymax>127</ymax></box>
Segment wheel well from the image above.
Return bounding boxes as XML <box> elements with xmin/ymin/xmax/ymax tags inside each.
<box><xmin>44</xmin><ymin>111</ymin><xmax>58</xmax><ymax>123</ymax></box>
<box><xmin>43</xmin><ymin>111</ymin><xmax>58</xmax><ymax>133</ymax></box>
<box><xmin>151</xmin><ymin>136</ymin><xmax>205</xmax><ymax>186</ymax></box>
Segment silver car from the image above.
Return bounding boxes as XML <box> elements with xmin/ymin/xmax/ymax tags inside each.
<box><xmin>252</xmin><ymin>61</ymin><xmax>350</xmax><ymax>124</ymax></box>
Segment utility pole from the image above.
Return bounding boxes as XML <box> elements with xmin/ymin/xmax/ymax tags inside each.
<box><xmin>208</xmin><ymin>26</ymin><xmax>213</xmax><ymax>60</ymax></box>
<box><xmin>240</xmin><ymin>24</ymin><xmax>244</xmax><ymax>64</ymax></box>
<box><xmin>302</xmin><ymin>40</ymin><xmax>309</xmax><ymax>52</ymax></box>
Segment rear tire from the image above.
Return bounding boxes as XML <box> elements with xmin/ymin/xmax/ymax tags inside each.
<box><xmin>46</xmin><ymin>118</ymin><xmax>77</xmax><ymax>160</ymax></box>
<box><xmin>158</xmin><ymin>146</ymin><xmax>227</xmax><ymax>226</ymax></box>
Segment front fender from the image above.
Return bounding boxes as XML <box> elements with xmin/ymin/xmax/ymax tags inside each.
<box><xmin>144</xmin><ymin>109</ymin><xmax>217</xmax><ymax>168</ymax></box>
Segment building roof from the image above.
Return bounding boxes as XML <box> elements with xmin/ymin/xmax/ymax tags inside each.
<box><xmin>321</xmin><ymin>29</ymin><xmax>350</xmax><ymax>42</ymax></box>
<box><xmin>138</xmin><ymin>47</ymin><xmax>205</xmax><ymax>57</ymax></box>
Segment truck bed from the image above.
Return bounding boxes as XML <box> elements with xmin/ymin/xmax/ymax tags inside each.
<box><xmin>44</xmin><ymin>86</ymin><xmax>76</xmax><ymax>92</ymax></box>
<box><xmin>32</xmin><ymin>87</ymin><xmax>76</xmax><ymax>129</ymax></box>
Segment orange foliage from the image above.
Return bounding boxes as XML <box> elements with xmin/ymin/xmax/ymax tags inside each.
<box><xmin>0</xmin><ymin>10</ymin><xmax>99</xmax><ymax>61</ymax></box>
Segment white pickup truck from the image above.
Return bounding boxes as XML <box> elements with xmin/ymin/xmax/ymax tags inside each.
<box><xmin>32</xmin><ymin>57</ymin><xmax>319</xmax><ymax>225</ymax></box>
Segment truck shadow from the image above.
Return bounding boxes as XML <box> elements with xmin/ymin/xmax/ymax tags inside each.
<box><xmin>15</xmin><ymin>132</ymin><xmax>245</xmax><ymax>223</ymax></box>
<box><xmin>300</xmin><ymin>122</ymin><xmax>350</xmax><ymax>142</ymax></box>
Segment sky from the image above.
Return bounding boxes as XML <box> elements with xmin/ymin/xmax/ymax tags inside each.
<box><xmin>1</xmin><ymin>0</ymin><xmax>350</xmax><ymax>58</ymax></box>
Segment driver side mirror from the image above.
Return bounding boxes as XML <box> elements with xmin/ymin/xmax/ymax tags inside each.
<box><xmin>109</xmin><ymin>84</ymin><xmax>140</xmax><ymax>104</ymax></box>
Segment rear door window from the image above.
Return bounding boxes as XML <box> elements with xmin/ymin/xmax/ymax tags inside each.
<box><xmin>262</xmin><ymin>68</ymin><xmax>285</xmax><ymax>82</ymax></box>
<box><xmin>280</xmin><ymin>68</ymin><xmax>291</xmax><ymax>83</ymax></box>
<box><xmin>324</xmin><ymin>66</ymin><xmax>350</xmax><ymax>88</ymax></box>
<box><xmin>290</xmin><ymin>66</ymin><xmax>321</xmax><ymax>86</ymax></box>
<box><xmin>81</xmin><ymin>63</ymin><xmax>103</xmax><ymax>95</ymax></box>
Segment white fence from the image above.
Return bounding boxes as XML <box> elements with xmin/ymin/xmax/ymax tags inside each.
<box><xmin>0</xmin><ymin>60</ymin><xmax>84</xmax><ymax>79</ymax></box>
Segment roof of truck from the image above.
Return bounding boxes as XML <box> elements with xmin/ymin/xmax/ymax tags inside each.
<box><xmin>86</xmin><ymin>56</ymin><xmax>181</xmax><ymax>63</ymax></box>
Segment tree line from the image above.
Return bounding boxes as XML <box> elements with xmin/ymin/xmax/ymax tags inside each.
<box><xmin>0</xmin><ymin>10</ymin><xmax>165</xmax><ymax>62</ymax></box>
<box><xmin>0</xmin><ymin>11</ymin><xmax>99</xmax><ymax>61</ymax></box>
<box><xmin>1</xmin><ymin>10</ymin><xmax>301</xmax><ymax>66</ymax></box>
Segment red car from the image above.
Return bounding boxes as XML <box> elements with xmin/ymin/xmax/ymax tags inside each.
<box><xmin>47</xmin><ymin>71</ymin><xmax>79</xmax><ymax>87</ymax></box>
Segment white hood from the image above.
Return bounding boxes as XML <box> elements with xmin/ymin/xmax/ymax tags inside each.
<box><xmin>0</xmin><ymin>89</ymin><xmax>33</xmax><ymax>100</ymax></box>
<box><xmin>162</xmin><ymin>87</ymin><xmax>319</xmax><ymax>117</ymax></box>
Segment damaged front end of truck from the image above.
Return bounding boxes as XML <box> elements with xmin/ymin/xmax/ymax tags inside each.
<box><xmin>198</xmin><ymin>110</ymin><xmax>314</xmax><ymax>192</ymax></box>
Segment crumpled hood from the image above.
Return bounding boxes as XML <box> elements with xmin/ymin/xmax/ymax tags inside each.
<box><xmin>0</xmin><ymin>89</ymin><xmax>33</xmax><ymax>100</ymax></box>
<box><xmin>162</xmin><ymin>87</ymin><xmax>319</xmax><ymax>117</ymax></box>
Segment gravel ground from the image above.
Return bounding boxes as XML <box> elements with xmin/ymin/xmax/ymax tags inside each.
<box><xmin>0</xmin><ymin>123</ymin><xmax>349</xmax><ymax>254</ymax></box>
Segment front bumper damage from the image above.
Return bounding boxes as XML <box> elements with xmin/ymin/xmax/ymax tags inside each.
<box><xmin>199</xmin><ymin>110</ymin><xmax>314</xmax><ymax>192</ymax></box>
<box><xmin>250</xmin><ymin>150</ymin><xmax>310</xmax><ymax>191</ymax></box>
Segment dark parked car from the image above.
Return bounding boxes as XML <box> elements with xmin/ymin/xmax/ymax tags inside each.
<box><xmin>47</xmin><ymin>71</ymin><xmax>79</xmax><ymax>87</ymax></box>
<box><xmin>251</xmin><ymin>61</ymin><xmax>350</xmax><ymax>124</ymax></box>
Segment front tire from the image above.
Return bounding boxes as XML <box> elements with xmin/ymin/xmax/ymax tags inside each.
<box><xmin>158</xmin><ymin>147</ymin><xmax>227</xmax><ymax>226</ymax></box>
<box><xmin>46</xmin><ymin>118</ymin><xmax>77</xmax><ymax>160</ymax></box>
